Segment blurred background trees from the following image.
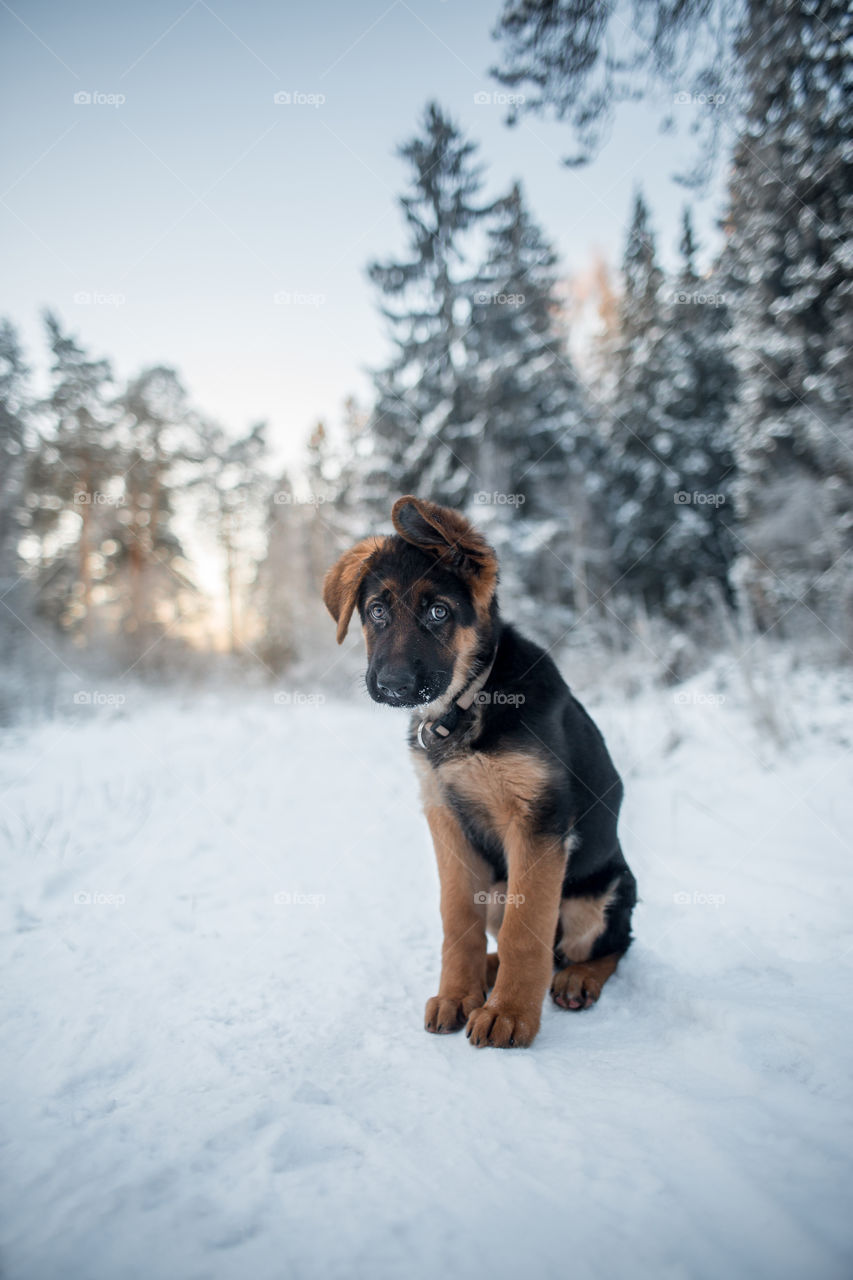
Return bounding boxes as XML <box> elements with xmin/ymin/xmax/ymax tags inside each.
<box><xmin>490</xmin><ymin>0</ymin><xmax>852</xmax><ymax>639</ymax></box>
<box><xmin>1</xmin><ymin>0</ymin><xmax>849</xmax><ymax>701</ymax></box>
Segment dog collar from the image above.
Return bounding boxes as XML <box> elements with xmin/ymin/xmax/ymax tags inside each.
<box><xmin>416</xmin><ymin>647</ymin><xmax>497</xmax><ymax>750</ymax></box>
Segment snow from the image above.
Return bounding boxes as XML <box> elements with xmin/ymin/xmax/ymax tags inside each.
<box><xmin>2</xmin><ymin>669</ymin><xmax>852</xmax><ymax>1280</ymax></box>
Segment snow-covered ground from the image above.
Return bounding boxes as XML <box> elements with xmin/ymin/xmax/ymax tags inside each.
<box><xmin>1</xmin><ymin>664</ymin><xmax>852</xmax><ymax>1280</ymax></box>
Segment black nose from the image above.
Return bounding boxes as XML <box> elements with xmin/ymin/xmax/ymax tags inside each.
<box><xmin>376</xmin><ymin>668</ymin><xmax>415</xmax><ymax>700</ymax></box>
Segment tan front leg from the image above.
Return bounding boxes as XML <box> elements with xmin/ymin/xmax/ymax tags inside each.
<box><xmin>423</xmin><ymin>801</ymin><xmax>491</xmax><ymax>1034</ymax></box>
<box><xmin>466</xmin><ymin>832</ymin><xmax>567</xmax><ymax>1048</ymax></box>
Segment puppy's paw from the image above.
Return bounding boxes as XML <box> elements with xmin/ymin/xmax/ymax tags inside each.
<box><xmin>465</xmin><ymin>1000</ymin><xmax>539</xmax><ymax>1048</ymax></box>
<box><xmin>424</xmin><ymin>990</ymin><xmax>486</xmax><ymax>1034</ymax></box>
<box><xmin>551</xmin><ymin>962</ymin><xmax>604</xmax><ymax>1010</ymax></box>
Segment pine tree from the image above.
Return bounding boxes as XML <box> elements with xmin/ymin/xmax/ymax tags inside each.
<box><xmin>0</xmin><ymin>320</ymin><xmax>30</xmax><ymax>588</ymax></box>
<box><xmin>255</xmin><ymin>469</ymin><xmax>300</xmax><ymax>673</ymax></box>
<box><xmin>28</xmin><ymin>313</ymin><xmax>119</xmax><ymax>636</ymax></box>
<box><xmin>112</xmin><ymin>366</ymin><xmax>196</xmax><ymax>652</ymax></box>
<box><xmin>492</xmin><ymin>0</ymin><xmax>738</xmax><ymax>182</ymax></box>
<box><xmin>331</xmin><ymin>396</ymin><xmax>371</xmax><ymax>533</ymax></box>
<box><xmin>607</xmin><ymin>199</ymin><xmax>739</xmax><ymax>613</ymax></box>
<box><xmin>193</xmin><ymin>419</ymin><xmax>268</xmax><ymax>653</ymax></box>
<box><xmin>365</xmin><ymin>102</ymin><xmax>489</xmax><ymax>514</ymax></box>
<box><xmin>726</xmin><ymin>0</ymin><xmax>853</xmax><ymax>637</ymax></box>
<box><xmin>257</xmin><ymin>407</ymin><xmax>370</xmax><ymax>672</ymax></box>
<box><xmin>492</xmin><ymin>0</ymin><xmax>853</xmax><ymax>642</ymax></box>
<box><xmin>468</xmin><ymin>182</ymin><xmax>604</xmax><ymax>617</ymax></box>
<box><xmin>654</xmin><ymin>208</ymin><xmax>738</xmax><ymax>605</ymax></box>
<box><xmin>606</xmin><ymin>192</ymin><xmax>677</xmax><ymax>608</ymax></box>
<box><xmin>302</xmin><ymin>420</ymin><xmax>341</xmax><ymax>592</ymax></box>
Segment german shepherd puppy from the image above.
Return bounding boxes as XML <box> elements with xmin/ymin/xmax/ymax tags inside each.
<box><xmin>323</xmin><ymin>496</ymin><xmax>637</xmax><ymax>1049</ymax></box>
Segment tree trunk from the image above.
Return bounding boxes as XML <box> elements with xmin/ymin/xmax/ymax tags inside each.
<box><xmin>80</xmin><ymin>466</ymin><xmax>93</xmax><ymax>640</ymax></box>
<box><xmin>223</xmin><ymin>510</ymin><xmax>238</xmax><ymax>653</ymax></box>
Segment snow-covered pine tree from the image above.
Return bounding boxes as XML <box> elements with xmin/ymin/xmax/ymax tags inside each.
<box><xmin>192</xmin><ymin>419</ymin><xmax>268</xmax><ymax>653</ymax></box>
<box><xmin>364</xmin><ymin>102</ymin><xmax>488</xmax><ymax>516</ymax></box>
<box><xmin>607</xmin><ymin>199</ymin><xmax>740</xmax><ymax>615</ymax></box>
<box><xmin>256</xmin><ymin>407</ymin><xmax>371</xmax><ymax>675</ymax></box>
<box><xmin>606</xmin><ymin>192</ymin><xmax>679</xmax><ymax>608</ymax></box>
<box><xmin>467</xmin><ymin>181</ymin><xmax>606</xmax><ymax>621</ymax></box>
<box><xmin>28</xmin><ymin>313</ymin><xmax>120</xmax><ymax>636</ymax></box>
<box><xmin>653</xmin><ymin>209</ymin><xmax>738</xmax><ymax>607</ymax></box>
<box><xmin>254</xmin><ymin>469</ymin><xmax>300</xmax><ymax>673</ymax></box>
<box><xmin>491</xmin><ymin>0</ymin><xmax>736</xmax><ymax>185</ymax></box>
<box><xmin>0</xmin><ymin>320</ymin><xmax>36</xmax><ymax>705</ymax></box>
<box><xmin>112</xmin><ymin>367</ymin><xmax>196</xmax><ymax>655</ymax></box>
<box><xmin>0</xmin><ymin>320</ymin><xmax>29</xmax><ymax>589</ymax></box>
<box><xmin>302</xmin><ymin>420</ymin><xmax>343</xmax><ymax>594</ymax></box>
<box><xmin>726</xmin><ymin>0</ymin><xmax>853</xmax><ymax>640</ymax></box>
<box><xmin>327</xmin><ymin>395</ymin><xmax>371</xmax><ymax>539</ymax></box>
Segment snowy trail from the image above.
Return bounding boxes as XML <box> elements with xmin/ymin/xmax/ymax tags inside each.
<box><xmin>1</xmin><ymin>679</ymin><xmax>851</xmax><ymax>1279</ymax></box>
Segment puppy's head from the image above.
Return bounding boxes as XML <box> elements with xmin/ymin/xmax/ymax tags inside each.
<box><xmin>322</xmin><ymin>496</ymin><xmax>499</xmax><ymax>709</ymax></box>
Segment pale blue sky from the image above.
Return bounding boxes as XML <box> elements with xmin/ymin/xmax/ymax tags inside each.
<box><xmin>1</xmin><ymin>0</ymin><xmax>728</xmax><ymax>470</ymax></box>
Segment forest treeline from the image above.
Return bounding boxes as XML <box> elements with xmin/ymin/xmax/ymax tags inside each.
<box><xmin>1</xmin><ymin>0</ymin><xmax>849</xmax><ymax>689</ymax></box>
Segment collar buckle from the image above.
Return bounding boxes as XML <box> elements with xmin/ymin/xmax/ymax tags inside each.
<box><xmin>416</xmin><ymin>646</ymin><xmax>497</xmax><ymax>751</ymax></box>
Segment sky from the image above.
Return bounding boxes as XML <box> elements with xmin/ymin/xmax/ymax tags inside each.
<box><xmin>1</xmin><ymin>0</ymin><xmax>729</xmax><ymax>473</ymax></box>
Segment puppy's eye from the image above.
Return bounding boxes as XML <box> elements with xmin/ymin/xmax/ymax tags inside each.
<box><xmin>429</xmin><ymin>603</ymin><xmax>449</xmax><ymax>622</ymax></box>
<box><xmin>368</xmin><ymin>602</ymin><xmax>386</xmax><ymax>622</ymax></box>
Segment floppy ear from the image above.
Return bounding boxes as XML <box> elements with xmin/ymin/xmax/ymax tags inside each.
<box><xmin>322</xmin><ymin>536</ymin><xmax>385</xmax><ymax>644</ymax></box>
<box><xmin>391</xmin><ymin>495</ymin><xmax>498</xmax><ymax>611</ymax></box>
